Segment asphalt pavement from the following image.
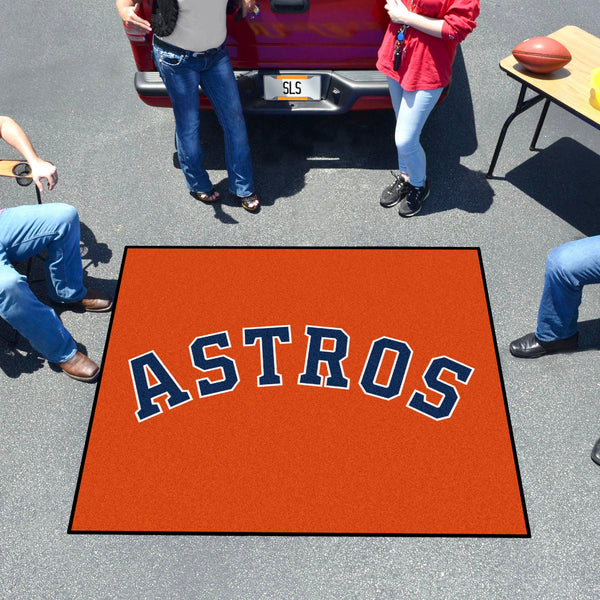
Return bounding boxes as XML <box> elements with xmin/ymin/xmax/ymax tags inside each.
<box><xmin>1</xmin><ymin>1</ymin><xmax>600</xmax><ymax>598</ymax></box>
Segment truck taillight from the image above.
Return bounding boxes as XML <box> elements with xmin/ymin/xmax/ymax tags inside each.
<box><xmin>124</xmin><ymin>24</ymin><xmax>148</xmax><ymax>43</ymax></box>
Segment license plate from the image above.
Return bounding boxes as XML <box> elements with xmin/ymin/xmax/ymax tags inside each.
<box><xmin>263</xmin><ymin>75</ymin><xmax>321</xmax><ymax>101</ymax></box>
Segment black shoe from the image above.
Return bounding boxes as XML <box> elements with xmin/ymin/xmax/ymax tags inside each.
<box><xmin>380</xmin><ymin>172</ymin><xmax>410</xmax><ymax>207</ymax></box>
<box><xmin>398</xmin><ymin>180</ymin><xmax>430</xmax><ymax>217</ymax></box>
<box><xmin>591</xmin><ymin>437</ymin><xmax>600</xmax><ymax>466</ymax></box>
<box><xmin>509</xmin><ymin>331</ymin><xmax>578</xmax><ymax>358</ymax></box>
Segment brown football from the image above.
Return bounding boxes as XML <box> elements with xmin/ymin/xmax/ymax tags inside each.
<box><xmin>512</xmin><ymin>36</ymin><xmax>571</xmax><ymax>73</ymax></box>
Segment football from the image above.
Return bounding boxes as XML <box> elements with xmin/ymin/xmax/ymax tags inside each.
<box><xmin>512</xmin><ymin>36</ymin><xmax>572</xmax><ymax>74</ymax></box>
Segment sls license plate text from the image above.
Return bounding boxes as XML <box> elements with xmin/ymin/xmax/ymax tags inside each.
<box><xmin>263</xmin><ymin>75</ymin><xmax>321</xmax><ymax>101</ymax></box>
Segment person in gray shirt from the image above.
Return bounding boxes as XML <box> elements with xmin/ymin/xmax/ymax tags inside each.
<box><xmin>117</xmin><ymin>0</ymin><xmax>260</xmax><ymax>212</ymax></box>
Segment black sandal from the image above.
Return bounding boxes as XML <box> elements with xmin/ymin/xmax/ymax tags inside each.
<box><xmin>237</xmin><ymin>193</ymin><xmax>260</xmax><ymax>212</ymax></box>
<box><xmin>191</xmin><ymin>188</ymin><xmax>220</xmax><ymax>203</ymax></box>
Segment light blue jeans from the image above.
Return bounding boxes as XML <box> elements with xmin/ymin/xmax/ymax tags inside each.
<box><xmin>0</xmin><ymin>203</ymin><xmax>86</xmax><ymax>362</ymax></box>
<box><xmin>536</xmin><ymin>236</ymin><xmax>600</xmax><ymax>341</ymax></box>
<box><xmin>387</xmin><ymin>78</ymin><xmax>443</xmax><ymax>187</ymax></box>
<box><xmin>153</xmin><ymin>40</ymin><xmax>254</xmax><ymax>197</ymax></box>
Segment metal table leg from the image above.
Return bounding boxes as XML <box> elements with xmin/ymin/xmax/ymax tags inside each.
<box><xmin>487</xmin><ymin>84</ymin><xmax>546</xmax><ymax>178</ymax></box>
<box><xmin>530</xmin><ymin>98</ymin><xmax>551</xmax><ymax>151</ymax></box>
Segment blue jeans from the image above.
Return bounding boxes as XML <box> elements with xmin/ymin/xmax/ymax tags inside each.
<box><xmin>387</xmin><ymin>78</ymin><xmax>443</xmax><ymax>187</ymax></box>
<box><xmin>536</xmin><ymin>236</ymin><xmax>600</xmax><ymax>341</ymax></box>
<box><xmin>153</xmin><ymin>40</ymin><xmax>254</xmax><ymax>197</ymax></box>
<box><xmin>0</xmin><ymin>203</ymin><xmax>86</xmax><ymax>363</ymax></box>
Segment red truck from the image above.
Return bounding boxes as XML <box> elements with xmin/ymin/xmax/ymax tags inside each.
<box><xmin>123</xmin><ymin>0</ymin><xmax>392</xmax><ymax>114</ymax></box>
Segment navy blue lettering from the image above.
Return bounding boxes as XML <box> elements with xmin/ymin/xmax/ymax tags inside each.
<box><xmin>298</xmin><ymin>326</ymin><xmax>350</xmax><ymax>389</ymax></box>
<box><xmin>129</xmin><ymin>351</ymin><xmax>192</xmax><ymax>422</ymax></box>
<box><xmin>407</xmin><ymin>356</ymin><xmax>474</xmax><ymax>420</ymax></box>
<box><xmin>359</xmin><ymin>337</ymin><xmax>413</xmax><ymax>400</ymax></box>
<box><xmin>189</xmin><ymin>331</ymin><xmax>240</xmax><ymax>397</ymax></box>
<box><xmin>243</xmin><ymin>326</ymin><xmax>291</xmax><ymax>386</ymax></box>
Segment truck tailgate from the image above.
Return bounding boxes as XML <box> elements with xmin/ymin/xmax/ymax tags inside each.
<box><xmin>226</xmin><ymin>0</ymin><xmax>388</xmax><ymax>70</ymax></box>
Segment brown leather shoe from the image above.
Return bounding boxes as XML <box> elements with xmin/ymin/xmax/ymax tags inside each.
<box><xmin>77</xmin><ymin>289</ymin><xmax>113</xmax><ymax>312</ymax></box>
<box><xmin>59</xmin><ymin>351</ymin><xmax>100</xmax><ymax>382</ymax></box>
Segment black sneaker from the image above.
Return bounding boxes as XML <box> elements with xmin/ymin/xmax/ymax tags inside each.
<box><xmin>398</xmin><ymin>180</ymin><xmax>430</xmax><ymax>217</ymax></box>
<box><xmin>380</xmin><ymin>172</ymin><xmax>410</xmax><ymax>207</ymax></box>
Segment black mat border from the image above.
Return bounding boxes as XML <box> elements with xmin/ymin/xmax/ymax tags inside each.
<box><xmin>68</xmin><ymin>246</ymin><xmax>531</xmax><ymax>538</ymax></box>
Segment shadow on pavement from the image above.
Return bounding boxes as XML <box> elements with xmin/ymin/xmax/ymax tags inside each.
<box><xmin>505</xmin><ymin>137</ymin><xmax>600</xmax><ymax>236</ymax></box>
<box><xmin>578</xmin><ymin>318</ymin><xmax>600</xmax><ymax>351</ymax></box>
<box><xmin>420</xmin><ymin>46</ymin><xmax>494</xmax><ymax>216</ymax></box>
<box><xmin>175</xmin><ymin>46</ymin><xmax>492</xmax><ymax>218</ymax></box>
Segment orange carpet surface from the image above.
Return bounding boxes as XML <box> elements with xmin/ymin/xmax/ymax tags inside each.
<box><xmin>69</xmin><ymin>247</ymin><xmax>529</xmax><ymax>536</ymax></box>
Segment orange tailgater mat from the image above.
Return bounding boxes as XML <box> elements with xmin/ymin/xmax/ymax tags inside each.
<box><xmin>69</xmin><ymin>247</ymin><xmax>529</xmax><ymax>536</ymax></box>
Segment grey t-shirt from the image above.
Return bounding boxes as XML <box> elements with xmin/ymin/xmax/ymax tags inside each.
<box><xmin>160</xmin><ymin>0</ymin><xmax>228</xmax><ymax>53</ymax></box>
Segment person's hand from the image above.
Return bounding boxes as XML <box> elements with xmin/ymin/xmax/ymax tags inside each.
<box><xmin>384</xmin><ymin>0</ymin><xmax>412</xmax><ymax>25</ymax></box>
<box><xmin>29</xmin><ymin>158</ymin><xmax>57</xmax><ymax>191</ymax></box>
<box><xmin>241</xmin><ymin>0</ymin><xmax>256</xmax><ymax>18</ymax></box>
<box><xmin>118</xmin><ymin>4</ymin><xmax>152</xmax><ymax>34</ymax></box>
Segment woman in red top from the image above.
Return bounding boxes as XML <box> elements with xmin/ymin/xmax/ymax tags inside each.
<box><xmin>377</xmin><ymin>0</ymin><xmax>479</xmax><ymax>217</ymax></box>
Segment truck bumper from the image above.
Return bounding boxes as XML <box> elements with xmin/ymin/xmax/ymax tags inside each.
<box><xmin>134</xmin><ymin>69</ymin><xmax>391</xmax><ymax>114</ymax></box>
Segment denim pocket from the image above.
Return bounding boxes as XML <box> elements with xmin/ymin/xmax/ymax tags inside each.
<box><xmin>156</xmin><ymin>48</ymin><xmax>184</xmax><ymax>67</ymax></box>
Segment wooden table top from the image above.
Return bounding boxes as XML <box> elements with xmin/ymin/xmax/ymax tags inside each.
<box><xmin>500</xmin><ymin>25</ymin><xmax>600</xmax><ymax>127</ymax></box>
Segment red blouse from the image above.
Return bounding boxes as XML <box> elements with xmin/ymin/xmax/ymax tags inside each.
<box><xmin>376</xmin><ymin>0</ymin><xmax>480</xmax><ymax>91</ymax></box>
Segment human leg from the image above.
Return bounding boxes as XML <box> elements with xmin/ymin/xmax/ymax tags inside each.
<box><xmin>394</xmin><ymin>86</ymin><xmax>441</xmax><ymax>217</ymax></box>
<box><xmin>509</xmin><ymin>236</ymin><xmax>600</xmax><ymax>358</ymax></box>
<box><xmin>153</xmin><ymin>45</ymin><xmax>214</xmax><ymax>194</ymax></box>
<box><xmin>0</xmin><ymin>204</ymin><xmax>86</xmax><ymax>304</ymax></box>
<box><xmin>536</xmin><ymin>236</ymin><xmax>600</xmax><ymax>341</ymax></box>
<box><xmin>380</xmin><ymin>80</ymin><xmax>409</xmax><ymax>206</ymax></box>
<box><xmin>387</xmin><ymin>77</ymin><xmax>409</xmax><ymax>182</ymax></box>
<box><xmin>0</xmin><ymin>257</ymin><xmax>77</xmax><ymax>363</ymax></box>
<box><xmin>0</xmin><ymin>206</ymin><xmax>105</xmax><ymax>379</ymax></box>
<box><xmin>388</xmin><ymin>79</ymin><xmax>442</xmax><ymax>187</ymax></box>
<box><xmin>199</xmin><ymin>46</ymin><xmax>254</xmax><ymax>199</ymax></box>
<box><xmin>382</xmin><ymin>79</ymin><xmax>441</xmax><ymax>213</ymax></box>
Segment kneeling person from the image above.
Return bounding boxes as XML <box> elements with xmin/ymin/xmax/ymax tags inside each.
<box><xmin>0</xmin><ymin>116</ymin><xmax>111</xmax><ymax>382</ymax></box>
